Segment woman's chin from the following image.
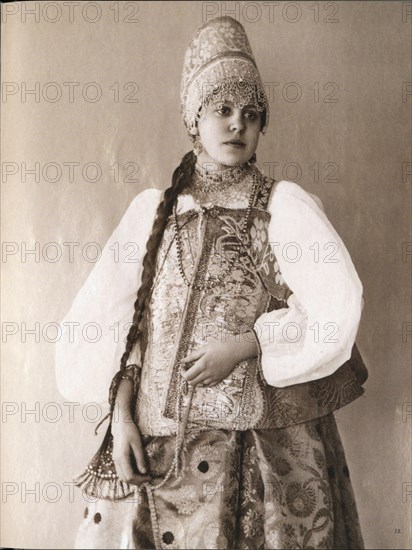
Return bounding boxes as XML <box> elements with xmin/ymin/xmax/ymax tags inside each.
<box><xmin>197</xmin><ymin>148</ymin><xmax>253</xmax><ymax>168</ymax></box>
<box><xmin>214</xmin><ymin>153</ymin><xmax>250</xmax><ymax>167</ymax></box>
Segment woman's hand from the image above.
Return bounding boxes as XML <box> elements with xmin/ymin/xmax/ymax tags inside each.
<box><xmin>111</xmin><ymin>377</ymin><xmax>151</xmax><ymax>485</ymax></box>
<box><xmin>111</xmin><ymin>418</ymin><xmax>152</xmax><ymax>485</ymax></box>
<box><xmin>180</xmin><ymin>330</ymin><xmax>259</xmax><ymax>386</ymax></box>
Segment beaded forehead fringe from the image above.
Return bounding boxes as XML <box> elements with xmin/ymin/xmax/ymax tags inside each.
<box><xmin>180</xmin><ymin>16</ymin><xmax>269</xmax><ymax>135</ymax></box>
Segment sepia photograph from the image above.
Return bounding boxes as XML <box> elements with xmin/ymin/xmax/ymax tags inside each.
<box><xmin>1</xmin><ymin>1</ymin><xmax>411</xmax><ymax>548</ymax></box>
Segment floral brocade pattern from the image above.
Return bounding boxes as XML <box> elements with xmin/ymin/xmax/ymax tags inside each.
<box><xmin>74</xmin><ymin>415</ymin><xmax>364</xmax><ymax>549</ymax></box>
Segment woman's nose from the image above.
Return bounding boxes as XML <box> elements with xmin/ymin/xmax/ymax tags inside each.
<box><xmin>229</xmin><ymin>113</ymin><xmax>245</xmax><ymax>133</ymax></box>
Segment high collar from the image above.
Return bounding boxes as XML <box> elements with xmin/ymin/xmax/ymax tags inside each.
<box><xmin>192</xmin><ymin>160</ymin><xmax>255</xmax><ymax>188</ymax></box>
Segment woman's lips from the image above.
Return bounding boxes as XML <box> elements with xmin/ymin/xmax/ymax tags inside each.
<box><xmin>224</xmin><ymin>141</ymin><xmax>246</xmax><ymax>148</ymax></box>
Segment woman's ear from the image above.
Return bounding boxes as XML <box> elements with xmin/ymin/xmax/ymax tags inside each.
<box><xmin>260</xmin><ymin>109</ymin><xmax>267</xmax><ymax>133</ymax></box>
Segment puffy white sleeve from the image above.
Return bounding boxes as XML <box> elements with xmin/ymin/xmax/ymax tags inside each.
<box><xmin>253</xmin><ymin>180</ymin><xmax>363</xmax><ymax>387</ymax></box>
<box><xmin>55</xmin><ymin>188</ymin><xmax>162</xmax><ymax>404</ymax></box>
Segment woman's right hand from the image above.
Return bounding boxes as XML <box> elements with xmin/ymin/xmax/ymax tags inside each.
<box><xmin>111</xmin><ymin>419</ymin><xmax>152</xmax><ymax>485</ymax></box>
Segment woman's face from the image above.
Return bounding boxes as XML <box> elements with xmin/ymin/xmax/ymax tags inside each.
<box><xmin>196</xmin><ymin>99</ymin><xmax>261</xmax><ymax>169</ymax></box>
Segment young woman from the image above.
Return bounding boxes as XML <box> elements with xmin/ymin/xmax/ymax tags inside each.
<box><xmin>56</xmin><ymin>15</ymin><xmax>367</xmax><ymax>549</ymax></box>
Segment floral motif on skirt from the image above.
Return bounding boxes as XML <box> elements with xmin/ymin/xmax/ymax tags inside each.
<box><xmin>74</xmin><ymin>414</ymin><xmax>364</xmax><ymax>549</ymax></box>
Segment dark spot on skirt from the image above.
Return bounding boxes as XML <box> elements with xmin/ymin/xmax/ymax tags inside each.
<box><xmin>198</xmin><ymin>460</ymin><xmax>209</xmax><ymax>473</ymax></box>
<box><xmin>315</xmin><ymin>423</ymin><xmax>322</xmax><ymax>436</ymax></box>
<box><xmin>84</xmin><ymin>507</ymin><xmax>88</xmax><ymax>518</ymax></box>
<box><xmin>327</xmin><ymin>466</ymin><xmax>335</xmax><ymax>479</ymax></box>
<box><xmin>162</xmin><ymin>531</ymin><xmax>174</xmax><ymax>544</ymax></box>
<box><xmin>94</xmin><ymin>512</ymin><xmax>102</xmax><ymax>524</ymax></box>
<box><xmin>343</xmin><ymin>465</ymin><xmax>350</xmax><ymax>478</ymax></box>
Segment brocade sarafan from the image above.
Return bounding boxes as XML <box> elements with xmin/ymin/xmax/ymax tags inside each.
<box><xmin>58</xmin><ymin>166</ymin><xmax>367</xmax><ymax>549</ymax></box>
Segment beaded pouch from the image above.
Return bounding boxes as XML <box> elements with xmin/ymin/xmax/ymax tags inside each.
<box><xmin>72</xmin><ymin>422</ymin><xmax>138</xmax><ymax>501</ymax></box>
<box><xmin>72</xmin><ymin>364</ymin><xmax>141</xmax><ymax>501</ymax></box>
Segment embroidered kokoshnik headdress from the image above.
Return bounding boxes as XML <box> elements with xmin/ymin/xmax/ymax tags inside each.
<box><xmin>180</xmin><ymin>16</ymin><xmax>269</xmax><ymax>136</ymax></box>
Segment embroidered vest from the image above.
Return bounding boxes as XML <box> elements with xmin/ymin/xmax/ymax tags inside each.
<box><xmin>135</xmin><ymin>172</ymin><xmax>367</xmax><ymax>435</ymax></box>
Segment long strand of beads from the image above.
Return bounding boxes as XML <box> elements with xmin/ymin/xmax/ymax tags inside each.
<box><xmin>145</xmin><ymin>484</ymin><xmax>162</xmax><ymax>549</ymax></box>
<box><xmin>143</xmin><ymin>382</ymin><xmax>195</xmax><ymax>549</ymax></box>
<box><xmin>173</xmin><ymin>171</ymin><xmax>258</xmax><ymax>291</ymax></box>
<box><xmin>143</xmin><ymin>164</ymin><xmax>259</xmax><ymax>547</ymax></box>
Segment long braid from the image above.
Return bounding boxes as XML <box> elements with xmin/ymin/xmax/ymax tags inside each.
<box><xmin>118</xmin><ymin>150</ymin><xmax>197</xmax><ymax>376</ymax></box>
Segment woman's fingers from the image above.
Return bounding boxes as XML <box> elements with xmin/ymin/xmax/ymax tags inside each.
<box><xmin>127</xmin><ymin>472</ymin><xmax>152</xmax><ymax>484</ymax></box>
<box><xmin>181</xmin><ymin>346</ymin><xmax>207</xmax><ymax>364</ymax></box>
<box><xmin>130</xmin><ymin>440</ymin><xmax>149</xmax><ymax>474</ymax></box>
<box><xmin>187</xmin><ymin>371</ymin><xmax>210</xmax><ymax>386</ymax></box>
<box><xmin>203</xmin><ymin>378</ymin><xmax>220</xmax><ymax>386</ymax></box>
<box><xmin>114</xmin><ymin>451</ymin><xmax>151</xmax><ymax>484</ymax></box>
<box><xmin>182</xmin><ymin>362</ymin><xmax>222</xmax><ymax>386</ymax></box>
<box><xmin>181</xmin><ymin>359</ymin><xmax>205</xmax><ymax>381</ymax></box>
<box><xmin>124</xmin><ymin>472</ymin><xmax>152</xmax><ymax>484</ymax></box>
<box><xmin>111</xmin><ymin>422</ymin><xmax>152</xmax><ymax>485</ymax></box>
<box><xmin>113</xmin><ymin>453</ymin><xmax>130</xmax><ymax>482</ymax></box>
<box><xmin>113</xmin><ymin>458</ymin><xmax>125</xmax><ymax>482</ymax></box>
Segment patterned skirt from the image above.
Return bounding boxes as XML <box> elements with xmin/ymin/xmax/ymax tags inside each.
<box><xmin>74</xmin><ymin>414</ymin><xmax>364</xmax><ymax>549</ymax></box>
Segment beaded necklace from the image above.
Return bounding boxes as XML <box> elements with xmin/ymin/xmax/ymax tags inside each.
<box><xmin>192</xmin><ymin>160</ymin><xmax>253</xmax><ymax>187</ymax></box>
<box><xmin>187</xmin><ymin>161</ymin><xmax>255</xmax><ymax>204</ymax></box>
<box><xmin>172</xmin><ymin>165</ymin><xmax>258</xmax><ymax>291</ymax></box>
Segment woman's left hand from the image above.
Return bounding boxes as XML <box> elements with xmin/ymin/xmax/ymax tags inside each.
<box><xmin>180</xmin><ymin>331</ymin><xmax>258</xmax><ymax>387</ymax></box>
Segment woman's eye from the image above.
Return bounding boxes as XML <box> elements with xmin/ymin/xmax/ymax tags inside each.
<box><xmin>245</xmin><ymin>111</ymin><xmax>258</xmax><ymax>120</ymax></box>
<box><xmin>216</xmin><ymin>106</ymin><xmax>230</xmax><ymax>115</ymax></box>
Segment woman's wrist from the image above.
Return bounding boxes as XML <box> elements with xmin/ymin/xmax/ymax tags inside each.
<box><xmin>114</xmin><ymin>378</ymin><xmax>134</xmax><ymax>416</ymax></box>
<box><xmin>111</xmin><ymin>378</ymin><xmax>136</xmax><ymax>434</ymax></box>
<box><xmin>231</xmin><ymin>329</ymin><xmax>260</xmax><ymax>363</ymax></box>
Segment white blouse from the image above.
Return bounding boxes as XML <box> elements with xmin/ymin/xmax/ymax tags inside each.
<box><xmin>55</xmin><ymin>181</ymin><xmax>363</xmax><ymax>404</ymax></box>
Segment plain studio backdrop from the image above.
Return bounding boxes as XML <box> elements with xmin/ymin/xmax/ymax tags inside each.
<box><xmin>1</xmin><ymin>1</ymin><xmax>411</xmax><ymax>548</ymax></box>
